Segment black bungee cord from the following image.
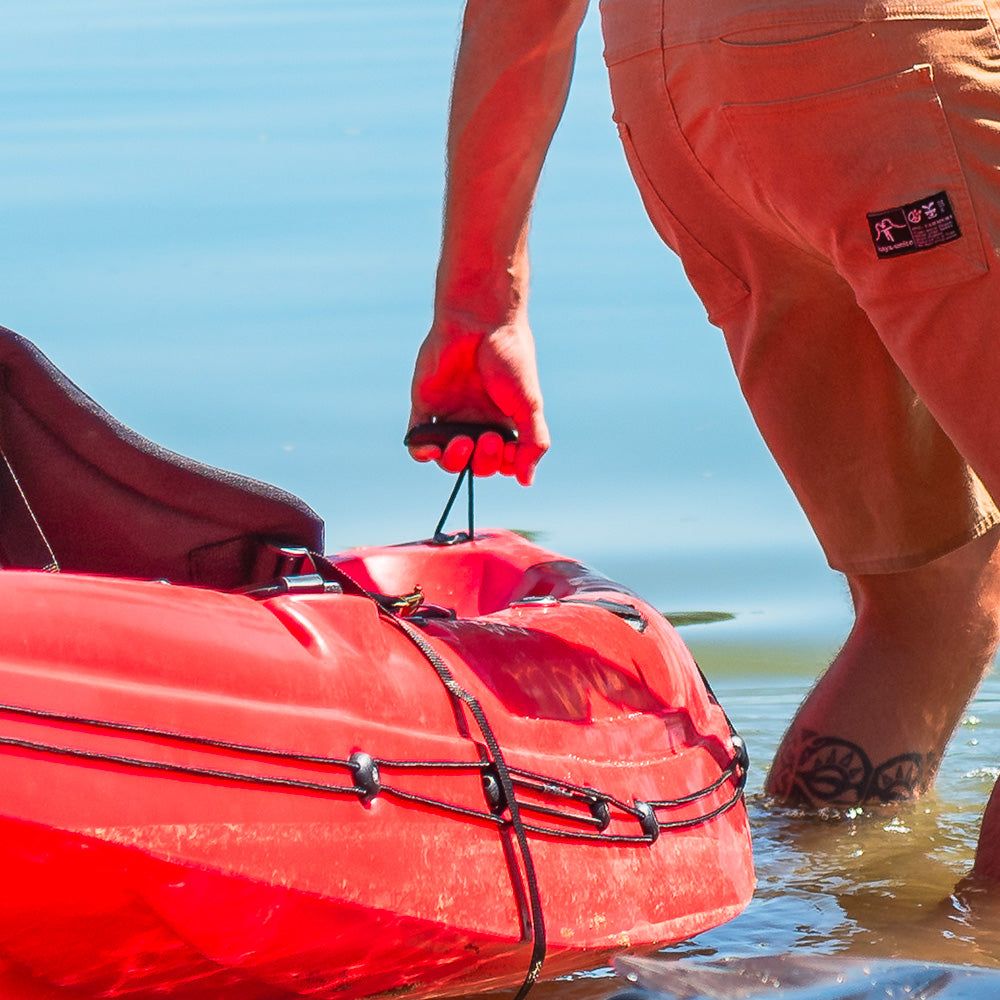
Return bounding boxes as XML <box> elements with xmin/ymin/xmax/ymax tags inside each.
<box><xmin>419</xmin><ymin>445</ymin><xmax>544</xmax><ymax>997</ymax></box>
<box><xmin>432</xmin><ymin>462</ymin><xmax>475</xmax><ymax>543</ymax></box>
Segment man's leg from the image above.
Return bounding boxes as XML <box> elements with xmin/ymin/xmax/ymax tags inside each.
<box><xmin>971</xmin><ymin>781</ymin><xmax>1000</xmax><ymax>886</ymax></box>
<box><xmin>766</xmin><ymin>526</ymin><xmax>1000</xmax><ymax>807</ymax></box>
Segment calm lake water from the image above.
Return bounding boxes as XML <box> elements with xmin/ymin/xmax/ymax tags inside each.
<box><xmin>4</xmin><ymin>1</ymin><xmax>999</xmax><ymax>996</ymax></box>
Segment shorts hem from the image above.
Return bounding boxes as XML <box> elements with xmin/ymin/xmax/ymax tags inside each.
<box><xmin>827</xmin><ymin>513</ymin><xmax>1000</xmax><ymax>575</ymax></box>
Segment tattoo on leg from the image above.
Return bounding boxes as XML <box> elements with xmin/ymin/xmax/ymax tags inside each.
<box><xmin>769</xmin><ymin>730</ymin><xmax>931</xmax><ymax>806</ymax></box>
<box><xmin>871</xmin><ymin>753</ymin><xmax>926</xmax><ymax>802</ymax></box>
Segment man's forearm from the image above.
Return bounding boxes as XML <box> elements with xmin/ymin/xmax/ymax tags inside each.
<box><xmin>434</xmin><ymin>0</ymin><xmax>590</xmax><ymax>327</ymax></box>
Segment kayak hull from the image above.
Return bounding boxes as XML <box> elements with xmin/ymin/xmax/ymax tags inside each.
<box><xmin>0</xmin><ymin>529</ymin><xmax>754</xmax><ymax>998</ymax></box>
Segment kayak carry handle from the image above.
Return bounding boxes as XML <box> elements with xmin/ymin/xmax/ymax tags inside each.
<box><xmin>404</xmin><ymin>423</ymin><xmax>516</xmax><ymax>546</ymax></box>
<box><xmin>404</xmin><ymin>421</ymin><xmax>517</xmax><ymax>451</ymax></box>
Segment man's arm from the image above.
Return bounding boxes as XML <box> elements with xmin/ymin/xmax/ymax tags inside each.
<box><xmin>408</xmin><ymin>0</ymin><xmax>590</xmax><ymax>485</ymax></box>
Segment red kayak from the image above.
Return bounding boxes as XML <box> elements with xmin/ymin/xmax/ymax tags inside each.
<box><xmin>0</xmin><ymin>327</ymin><xmax>754</xmax><ymax>999</ymax></box>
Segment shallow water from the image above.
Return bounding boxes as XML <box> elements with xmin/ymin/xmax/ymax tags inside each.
<box><xmin>516</xmin><ymin>646</ymin><xmax>1000</xmax><ymax>998</ymax></box>
<box><xmin>523</xmin><ymin>663</ymin><xmax>1000</xmax><ymax>998</ymax></box>
<box><xmin>4</xmin><ymin>1</ymin><xmax>1000</xmax><ymax>996</ymax></box>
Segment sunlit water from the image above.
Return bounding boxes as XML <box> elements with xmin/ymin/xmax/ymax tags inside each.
<box><xmin>524</xmin><ymin>655</ymin><xmax>1000</xmax><ymax>998</ymax></box>
<box><xmin>4</xmin><ymin>2</ymin><xmax>999</xmax><ymax>996</ymax></box>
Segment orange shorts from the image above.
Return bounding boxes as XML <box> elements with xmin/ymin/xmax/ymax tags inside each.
<box><xmin>600</xmin><ymin>0</ymin><xmax>1000</xmax><ymax>573</ymax></box>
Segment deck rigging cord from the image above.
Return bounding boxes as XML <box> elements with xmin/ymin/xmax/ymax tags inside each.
<box><xmin>0</xmin><ymin>700</ymin><xmax>746</xmax><ymax>840</ymax></box>
<box><xmin>386</xmin><ymin>611</ymin><xmax>546</xmax><ymax>1000</ymax></box>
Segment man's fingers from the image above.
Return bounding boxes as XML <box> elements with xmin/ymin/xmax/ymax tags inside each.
<box><xmin>512</xmin><ymin>411</ymin><xmax>550</xmax><ymax>486</ymax></box>
<box><xmin>408</xmin><ymin>444</ymin><xmax>441</xmax><ymax>464</ymax></box>
<box><xmin>470</xmin><ymin>431</ymin><xmax>506</xmax><ymax>478</ymax></box>
<box><xmin>405</xmin><ymin>406</ymin><xmax>439</xmax><ymax>462</ymax></box>
<box><xmin>440</xmin><ymin>436</ymin><xmax>475</xmax><ymax>473</ymax></box>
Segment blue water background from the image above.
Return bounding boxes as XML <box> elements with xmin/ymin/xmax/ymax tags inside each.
<box><xmin>11</xmin><ymin>3</ymin><xmax>1000</xmax><ymax>995</ymax></box>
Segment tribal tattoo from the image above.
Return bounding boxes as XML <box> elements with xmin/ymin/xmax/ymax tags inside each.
<box><xmin>768</xmin><ymin>730</ymin><xmax>934</xmax><ymax>807</ymax></box>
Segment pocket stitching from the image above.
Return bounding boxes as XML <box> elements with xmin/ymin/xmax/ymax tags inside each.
<box><xmin>615</xmin><ymin>121</ymin><xmax>750</xmax><ymax>322</ymax></box>
<box><xmin>720</xmin><ymin>20</ymin><xmax>863</xmax><ymax>46</ymax></box>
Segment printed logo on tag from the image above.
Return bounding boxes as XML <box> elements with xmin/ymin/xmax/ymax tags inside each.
<box><xmin>867</xmin><ymin>191</ymin><xmax>961</xmax><ymax>259</ymax></box>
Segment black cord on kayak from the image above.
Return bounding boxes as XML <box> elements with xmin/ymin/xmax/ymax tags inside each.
<box><xmin>387</xmin><ymin>613</ymin><xmax>547</xmax><ymax>999</ymax></box>
<box><xmin>0</xmin><ymin>699</ymin><xmax>746</xmax><ymax>842</ymax></box>
<box><xmin>432</xmin><ymin>462</ymin><xmax>475</xmax><ymax>544</ymax></box>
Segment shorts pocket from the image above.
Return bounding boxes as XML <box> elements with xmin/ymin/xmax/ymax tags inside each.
<box><xmin>721</xmin><ymin>62</ymin><xmax>988</xmax><ymax>300</ymax></box>
<box><xmin>720</xmin><ymin>20</ymin><xmax>861</xmax><ymax>45</ymax></box>
<box><xmin>615</xmin><ymin>121</ymin><xmax>750</xmax><ymax>324</ymax></box>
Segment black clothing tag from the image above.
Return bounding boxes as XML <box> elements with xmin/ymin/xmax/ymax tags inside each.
<box><xmin>867</xmin><ymin>191</ymin><xmax>961</xmax><ymax>259</ymax></box>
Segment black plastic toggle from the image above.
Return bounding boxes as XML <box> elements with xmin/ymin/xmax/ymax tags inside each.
<box><xmin>588</xmin><ymin>796</ymin><xmax>611</xmax><ymax>831</ymax></box>
<box><xmin>349</xmin><ymin>751</ymin><xmax>381</xmax><ymax>802</ymax></box>
<box><xmin>731</xmin><ymin>735</ymin><xmax>750</xmax><ymax>772</ymax></box>
<box><xmin>482</xmin><ymin>768</ymin><xmax>507</xmax><ymax>815</ymax></box>
<box><xmin>634</xmin><ymin>800</ymin><xmax>660</xmax><ymax>843</ymax></box>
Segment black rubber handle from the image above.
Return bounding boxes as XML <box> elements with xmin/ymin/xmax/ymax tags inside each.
<box><xmin>404</xmin><ymin>422</ymin><xmax>517</xmax><ymax>450</ymax></box>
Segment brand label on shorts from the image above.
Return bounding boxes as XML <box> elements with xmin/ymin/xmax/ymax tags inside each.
<box><xmin>867</xmin><ymin>191</ymin><xmax>960</xmax><ymax>259</ymax></box>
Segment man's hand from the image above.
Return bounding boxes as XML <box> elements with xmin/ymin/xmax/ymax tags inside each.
<box><xmin>407</xmin><ymin>314</ymin><xmax>549</xmax><ymax>485</ymax></box>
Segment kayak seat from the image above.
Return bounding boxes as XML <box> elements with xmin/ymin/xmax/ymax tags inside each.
<box><xmin>0</xmin><ymin>325</ymin><xmax>324</xmax><ymax>589</ymax></box>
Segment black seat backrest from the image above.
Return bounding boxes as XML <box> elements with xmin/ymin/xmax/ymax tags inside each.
<box><xmin>0</xmin><ymin>325</ymin><xmax>324</xmax><ymax>589</ymax></box>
